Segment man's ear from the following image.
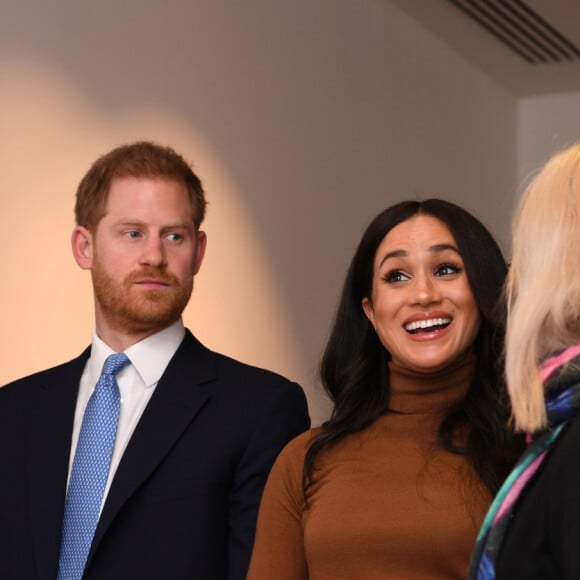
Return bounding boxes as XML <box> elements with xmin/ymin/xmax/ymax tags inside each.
<box><xmin>193</xmin><ymin>230</ymin><xmax>207</xmax><ymax>275</ymax></box>
<box><xmin>71</xmin><ymin>226</ymin><xmax>94</xmax><ymax>270</ymax></box>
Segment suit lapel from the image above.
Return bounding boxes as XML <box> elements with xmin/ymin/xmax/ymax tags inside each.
<box><xmin>90</xmin><ymin>332</ymin><xmax>214</xmax><ymax>557</ymax></box>
<box><xmin>27</xmin><ymin>350</ymin><xmax>89</xmax><ymax>580</ymax></box>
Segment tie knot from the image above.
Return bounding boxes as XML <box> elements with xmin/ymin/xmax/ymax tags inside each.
<box><xmin>102</xmin><ymin>353</ymin><xmax>130</xmax><ymax>377</ymax></box>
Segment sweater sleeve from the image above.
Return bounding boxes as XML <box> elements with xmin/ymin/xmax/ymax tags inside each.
<box><xmin>247</xmin><ymin>430</ymin><xmax>314</xmax><ymax>580</ymax></box>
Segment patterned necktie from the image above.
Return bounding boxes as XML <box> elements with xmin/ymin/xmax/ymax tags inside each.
<box><xmin>57</xmin><ymin>353</ymin><xmax>130</xmax><ymax>580</ymax></box>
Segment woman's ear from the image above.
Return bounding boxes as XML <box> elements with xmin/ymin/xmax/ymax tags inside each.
<box><xmin>71</xmin><ymin>226</ymin><xmax>94</xmax><ymax>270</ymax></box>
<box><xmin>362</xmin><ymin>297</ymin><xmax>375</xmax><ymax>328</ymax></box>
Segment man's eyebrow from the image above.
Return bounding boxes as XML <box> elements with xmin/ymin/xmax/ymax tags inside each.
<box><xmin>114</xmin><ymin>220</ymin><xmax>193</xmax><ymax>229</ymax></box>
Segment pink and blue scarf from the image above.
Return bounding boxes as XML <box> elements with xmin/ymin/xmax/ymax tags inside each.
<box><xmin>468</xmin><ymin>345</ymin><xmax>580</xmax><ymax>579</ymax></box>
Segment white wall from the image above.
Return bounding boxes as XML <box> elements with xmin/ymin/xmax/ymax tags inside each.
<box><xmin>0</xmin><ymin>0</ymin><xmax>517</xmax><ymax>425</ymax></box>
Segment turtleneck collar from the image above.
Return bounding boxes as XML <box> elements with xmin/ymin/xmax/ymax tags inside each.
<box><xmin>387</xmin><ymin>352</ymin><xmax>477</xmax><ymax>415</ymax></box>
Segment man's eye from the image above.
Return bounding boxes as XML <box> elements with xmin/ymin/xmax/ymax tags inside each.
<box><xmin>166</xmin><ymin>233</ymin><xmax>183</xmax><ymax>242</ymax></box>
<box><xmin>126</xmin><ymin>231</ymin><xmax>141</xmax><ymax>239</ymax></box>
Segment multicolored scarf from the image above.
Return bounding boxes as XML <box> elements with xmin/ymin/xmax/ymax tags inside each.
<box><xmin>468</xmin><ymin>344</ymin><xmax>580</xmax><ymax>580</ymax></box>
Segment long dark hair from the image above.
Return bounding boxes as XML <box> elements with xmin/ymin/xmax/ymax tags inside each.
<box><xmin>304</xmin><ymin>199</ymin><xmax>522</xmax><ymax>495</ymax></box>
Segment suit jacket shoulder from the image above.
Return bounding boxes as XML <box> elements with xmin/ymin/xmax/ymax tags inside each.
<box><xmin>0</xmin><ymin>348</ymin><xmax>90</xmax><ymax>580</ymax></box>
<box><xmin>0</xmin><ymin>347</ymin><xmax>90</xmax><ymax>398</ymax></box>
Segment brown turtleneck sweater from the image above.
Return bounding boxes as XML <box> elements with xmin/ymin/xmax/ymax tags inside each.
<box><xmin>247</xmin><ymin>355</ymin><xmax>491</xmax><ymax>579</ymax></box>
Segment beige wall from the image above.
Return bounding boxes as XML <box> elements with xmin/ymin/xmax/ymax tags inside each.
<box><xmin>517</xmin><ymin>92</ymin><xmax>580</xmax><ymax>192</ymax></box>
<box><xmin>0</xmin><ymin>0</ymin><xmax>517</xmax><ymax>425</ymax></box>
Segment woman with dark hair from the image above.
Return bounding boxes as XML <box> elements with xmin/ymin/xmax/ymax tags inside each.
<box><xmin>248</xmin><ymin>199</ymin><xmax>522</xmax><ymax>579</ymax></box>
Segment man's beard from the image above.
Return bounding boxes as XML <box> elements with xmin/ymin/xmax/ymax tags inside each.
<box><xmin>91</xmin><ymin>259</ymin><xmax>193</xmax><ymax>336</ymax></box>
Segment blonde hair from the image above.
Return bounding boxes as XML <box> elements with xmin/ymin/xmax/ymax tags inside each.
<box><xmin>506</xmin><ymin>143</ymin><xmax>580</xmax><ymax>432</ymax></box>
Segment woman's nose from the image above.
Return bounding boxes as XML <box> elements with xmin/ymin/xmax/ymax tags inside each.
<box><xmin>412</xmin><ymin>274</ymin><xmax>441</xmax><ymax>305</ymax></box>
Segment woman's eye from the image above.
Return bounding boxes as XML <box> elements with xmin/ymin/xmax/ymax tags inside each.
<box><xmin>435</xmin><ymin>263</ymin><xmax>461</xmax><ymax>276</ymax></box>
<box><xmin>384</xmin><ymin>270</ymin><xmax>410</xmax><ymax>283</ymax></box>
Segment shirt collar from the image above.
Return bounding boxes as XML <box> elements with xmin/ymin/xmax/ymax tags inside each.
<box><xmin>88</xmin><ymin>320</ymin><xmax>186</xmax><ymax>388</ymax></box>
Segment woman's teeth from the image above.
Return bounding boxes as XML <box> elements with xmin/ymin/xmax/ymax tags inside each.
<box><xmin>404</xmin><ymin>318</ymin><xmax>451</xmax><ymax>333</ymax></box>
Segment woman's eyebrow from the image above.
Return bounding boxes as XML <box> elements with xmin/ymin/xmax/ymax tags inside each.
<box><xmin>379</xmin><ymin>249</ymin><xmax>407</xmax><ymax>268</ymax></box>
<box><xmin>378</xmin><ymin>244</ymin><xmax>460</xmax><ymax>268</ymax></box>
<box><xmin>429</xmin><ymin>243</ymin><xmax>460</xmax><ymax>255</ymax></box>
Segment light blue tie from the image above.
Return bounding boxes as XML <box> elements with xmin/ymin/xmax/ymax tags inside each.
<box><xmin>57</xmin><ymin>353</ymin><xmax>130</xmax><ymax>580</ymax></box>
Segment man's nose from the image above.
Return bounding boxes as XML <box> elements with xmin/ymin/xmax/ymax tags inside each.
<box><xmin>139</xmin><ymin>236</ymin><xmax>167</xmax><ymax>268</ymax></box>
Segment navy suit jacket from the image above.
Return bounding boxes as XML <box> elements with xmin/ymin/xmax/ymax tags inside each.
<box><xmin>0</xmin><ymin>330</ymin><xmax>310</xmax><ymax>579</ymax></box>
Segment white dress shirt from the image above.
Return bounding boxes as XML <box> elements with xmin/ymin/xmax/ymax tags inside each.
<box><xmin>67</xmin><ymin>319</ymin><xmax>186</xmax><ymax>513</ymax></box>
